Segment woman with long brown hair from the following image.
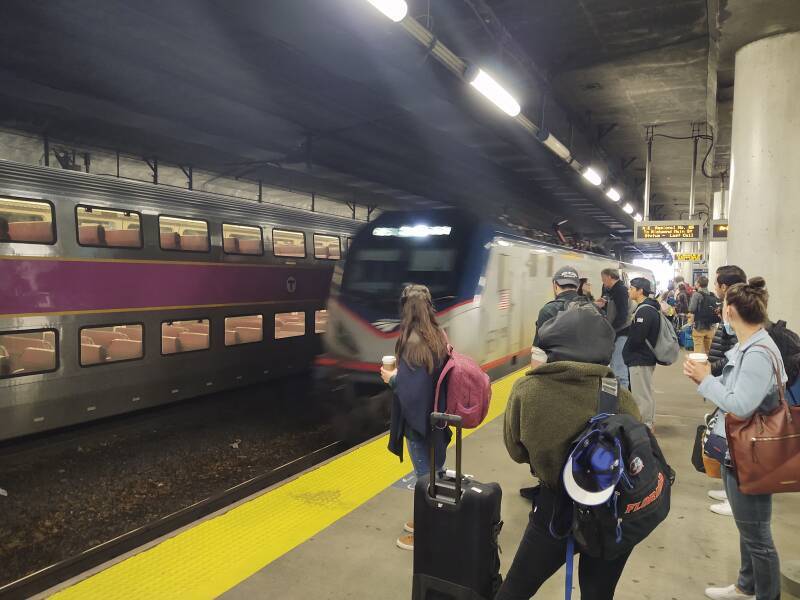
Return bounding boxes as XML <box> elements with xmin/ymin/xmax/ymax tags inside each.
<box><xmin>381</xmin><ymin>284</ymin><xmax>451</xmax><ymax>551</ymax></box>
<box><xmin>684</xmin><ymin>277</ymin><xmax>786</xmax><ymax>600</ymax></box>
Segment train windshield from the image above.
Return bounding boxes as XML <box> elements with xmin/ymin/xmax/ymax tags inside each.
<box><xmin>342</xmin><ymin>241</ymin><xmax>461</xmax><ymax>305</ymax></box>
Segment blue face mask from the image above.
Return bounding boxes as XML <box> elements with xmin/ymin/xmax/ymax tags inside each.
<box><xmin>723</xmin><ymin>320</ymin><xmax>735</xmax><ymax>335</ymax></box>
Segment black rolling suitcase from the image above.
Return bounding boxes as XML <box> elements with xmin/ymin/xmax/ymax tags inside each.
<box><xmin>412</xmin><ymin>413</ymin><xmax>503</xmax><ymax>600</ymax></box>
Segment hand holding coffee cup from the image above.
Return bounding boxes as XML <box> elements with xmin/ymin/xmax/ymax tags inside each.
<box><xmin>530</xmin><ymin>346</ymin><xmax>547</xmax><ymax>370</ymax></box>
<box><xmin>683</xmin><ymin>352</ymin><xmax>711</xmax><ymax>384</ymax></box>
<box><xmin>380</xmin><ymin>355</ymin><xmax>397</xmax><ymax>385</ymax></box>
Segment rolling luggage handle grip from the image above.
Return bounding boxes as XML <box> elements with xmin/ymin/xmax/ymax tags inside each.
<box><xmin>429</xmin><ymin>412</ymin><xmax>462</xmax><ymax>502</ymax></box>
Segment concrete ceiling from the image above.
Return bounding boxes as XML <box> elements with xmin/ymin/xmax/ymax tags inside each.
<box><xmin>0</xmin><ymin>0</ymin><xmax>797</xmax><ymax>258</ymax></box>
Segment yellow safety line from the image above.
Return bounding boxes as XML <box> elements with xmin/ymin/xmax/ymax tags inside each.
<box><xmin>51</xmin><ymin>368</ymin><xmax>527</xmax><ymax>600</ymax></box>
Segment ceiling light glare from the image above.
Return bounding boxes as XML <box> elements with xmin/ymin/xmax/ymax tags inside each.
<box><xmin>540</xmin><ymin>132</ymin><xmax>572</xmax><ymax>162</ymax></box>
<box><xmin>582</xmin><ymin>167</ymin><xmax>602</xmax><ymax>186</ymax></box>
<box><xmin>634</xmin><ymin>213</ymin><xmax>643</xmax><ymax>222</ymax></box>
<box><xmin>605</xmin><ymin>187</ymin><xmax>621</xmax><ymax>202</ymax></box>
<box><xmin>365</xmin><ymin>0</ymin><xmax>408</xmax><ymax>22</ymax></box>
<box><xmin>622</xmin><ymin>203</ymin><xmax>635</xmax><ymax>214</ymax></box>
<box><xmin>468</xmin><ymin>68</ymin><xmax>521</xmax><ymax>117</ymax></box>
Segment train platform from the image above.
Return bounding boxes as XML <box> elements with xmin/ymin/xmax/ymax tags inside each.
<box><xmin>42</xmin><ymin>360</ymin><xmax>800</xmax><ymax>600</ymax></box>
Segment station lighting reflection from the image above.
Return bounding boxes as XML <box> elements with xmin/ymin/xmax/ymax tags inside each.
<box><xmin>372</xmin><ymin>225</ymin><xmax>451</xmax><ymax>237</ymax></box>
<box><xmin>634</xmin><ymin>213</ymin><xmax>643</xmax><ymax>222</ymax></box>
<box><xmin>582</xmin><ymin>167</ymin><xmax>602</xmax><ymax>186</ymax></box>
<box><xmin>605</xmin><ymin>188</ymin><xmax>621</xmax><ymax>202</ymax></box>
<box><xmin>365</xmin><ymin>0</ymin><xmax>407</xmax><ymax>22</ymax></box>
<box><xmin>467</xmin><ymin>68</ymin><xmax>521</xmax><ymax>117</ymax></box>
<box><xmin>622</xmin><ymin>203</ymin><xmax>635</xmax><ymax>214</ymax></box>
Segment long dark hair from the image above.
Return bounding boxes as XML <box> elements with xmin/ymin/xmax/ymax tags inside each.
<box><xmin>395</xmin><ymin>284</ymin><xmax>448</xmax><ymax>373</ymax></box>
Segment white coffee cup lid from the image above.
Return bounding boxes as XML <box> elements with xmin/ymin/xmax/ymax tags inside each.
<box><xmin>382</xmin><ymin>355</ymin><xmax>396</xmax><ymax>362</ymax></box>
<box><xmin>689</xmin><ymin>352</ymin><xmax>708</xmax><ymax>361</ymax></box>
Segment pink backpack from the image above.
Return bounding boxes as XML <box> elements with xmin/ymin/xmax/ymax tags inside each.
<box><xmin>433</xmin><ymin>344</ymin><xmax>492</xmax><ymax>428</ymax></box>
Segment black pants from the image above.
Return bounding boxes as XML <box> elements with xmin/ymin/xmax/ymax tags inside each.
<box><xmin>496</xmin><ymin>490</ymin><xmax>632</xmax><ymax>600</ymax></box>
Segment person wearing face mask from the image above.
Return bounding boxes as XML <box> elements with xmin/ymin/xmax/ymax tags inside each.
<box><xmin>704</xmin><ymin>265</ymin><xmax>748</xmax><ymax>512</ymax></box>
<box><xmin>684</xmin><ymin>277</ymin><xmax>787</xmax><ymax>600</ymax></box>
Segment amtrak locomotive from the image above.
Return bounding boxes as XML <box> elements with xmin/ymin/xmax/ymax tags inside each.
<box><xmin>320</xmin><ymin>209</ymin><xmax>654</xmax><ymax>385</ymax></box>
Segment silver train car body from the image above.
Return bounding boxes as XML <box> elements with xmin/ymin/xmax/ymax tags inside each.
<box><xmin>0</xmin><ymin>161</ymin><xmax>362</xmax><ymax>440</ymax></box>
<box><xmin>320</xmin><ymin>209</ymin><xmax>655</xmax><ymax>383</ymax></box>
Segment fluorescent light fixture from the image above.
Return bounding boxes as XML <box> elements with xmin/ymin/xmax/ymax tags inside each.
<box><xmin>467</xmin><ymin>68</ymin><xmax>521</xmax><ymax>117</ymax></box>
<box><xmin>605</xmin><ymin>188</ymin><xmax>621</xmax><ymax>202</ymax></box>
<box><xmin>497</xmin><ymin>240</ymin><xmax>512</xmax><ymax>247</ymax></box>
<box><xmin>622</xmin><ymin>203</ymin><xmax>635</xmax><ymax>214</ymax></box>
<box><xmin>539</xmin><ymin>132</ymin><xmax>572</xmax><ymax>162</ymax></box>
<box><xmin>634</xmin><ymin>213</ymin><xmax>643</xmax><ymax>222</ymax></box>
<box><xmin>582</xmin><ymin>167</ymin><xmax>602</xmax><ymax>186</ymax></box>
<box><xmin>372</xmin><ymin>225</ymin><xmax>451</xmax><ymax>237</ymax></box>
<box><xmin>365</xmin><ymin>0</ymin><xmax>407</xmax><ymax>22</ymax></box>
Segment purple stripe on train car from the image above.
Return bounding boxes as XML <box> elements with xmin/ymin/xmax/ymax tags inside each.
<box><xmin>0</xmin><ymin>259</ymin><xmax>333</xmax><ymax>315</ymax></box>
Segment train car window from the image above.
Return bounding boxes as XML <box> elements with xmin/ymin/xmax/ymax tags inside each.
<box><xmin>272</xmin><ymin>229</ymin><xmax>306</xmax><ymax>258</ymax></box>
<box><xmin>313</xmin><ymin>234</ymin><xmax>341</xmax><ymax>260</ymax></box>
<box><xmin>158</xmin><ymin>216</ymin><xmax>210</xmax><ymax>252</ymax></box>
<box><xmin>76</xmin><ymin>205</ymin><xmax>142</xmax><ymax>248</ymax></box>
<box><xmin>314</xmin><ymin>310</ymin><xmax>328</xmax><ymax>334</ymax></box>
<box><xmin>224</xmin><ymin>315</ymin><xmax>263</xmax><ymax>346</ymax></box>
<box><xmin>274</xmin><ymin>312</ymin><xmax>305</xmax><ymax>339</ymax></box>
<box><xmin>0</xmin><ymin>197</ymin><xmax>55</xmax><ymax>245</ymax></box>
<box><xmin>161</xmin><ymin>319</ymin><xmax>211</xmax><ymax>354</ymax></box>
<box><xmin>222</xmin><ymin>223</ymin><xmax>263</xmax><ymax>256</ymax></box>
<box><xmin>0</xmin><ymin>329</ymin><xmax>58</xmax><ymax>378</ymax></box>
<box><xmin>80</xmin><ymin>324</ymin><xmax>144</xmax><ymax>365</ymax></box>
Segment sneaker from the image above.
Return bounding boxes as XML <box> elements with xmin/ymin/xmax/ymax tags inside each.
<box><xmin>704</xmin><ymin>583</ymin><xmax>754</xmax><ymax>599</ymax></box>
<box><xmin>708</xmin><ymin>489</ymin><xmax>727</xmax><ymax>501</ymax></box>
<box><xmin>710</xmin><ymin>500</ymin><xmax>733</xmax><ymax>516</ymax></box>
<box><xmin>404</xmin><ymin>520</ymin><xmax>414</xmax><ymax>534</ymax></box>
<box><xmin>396</xmin><ymin>533</ymin><xmax>414</xmax><ymax>551</ymax></box>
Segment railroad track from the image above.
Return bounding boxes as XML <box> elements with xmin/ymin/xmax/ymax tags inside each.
<box><xmin>0</xmin><ymin>440</ymin><xmax>345</xmax><ymax>600</ymax></box>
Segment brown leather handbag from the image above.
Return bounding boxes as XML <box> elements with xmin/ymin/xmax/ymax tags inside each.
<box><xmin>726</xmin><ymin>345</ymin><xmax>800</xmax><ymax>495</ymax></box>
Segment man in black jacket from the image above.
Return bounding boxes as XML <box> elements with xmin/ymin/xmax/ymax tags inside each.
<box><xmin>623</xmin><ymin>277</ymin><xmax>661</xmax><ymax>429</ymax></box>
<box><xmin>709</xmin><ymin>265</ymin><xmax>747</xmax><ymax>375</ymax></box>
<box><xmin>598</xmin><ymin>268</ymin><xmax>630</xmax><ymax>389</ymax></box>
<box><xmin>532</xmin><ymin>266</ymin><xmax>581</xmax><ymax>346</ymax></box>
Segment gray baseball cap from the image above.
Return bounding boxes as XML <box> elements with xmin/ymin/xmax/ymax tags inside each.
<box><xmin>553</xmin><ymin>266</ymin><xmax>581</xmax><ymax>288</ymax></box>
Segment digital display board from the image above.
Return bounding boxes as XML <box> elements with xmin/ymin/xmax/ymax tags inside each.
<box><xmin>711</xmin><ymin>220</ymin><xmax>729</xmax><ymax>240</ymax></box>
<box><xmin>675</xmin><ymin>253</ymin><xmax>703</xmax><ymax>262</ymax></box>
<box><xmin>634</xmin><ymin>220</ymin><xmax>703</xmax><ymax>242</ymax></box>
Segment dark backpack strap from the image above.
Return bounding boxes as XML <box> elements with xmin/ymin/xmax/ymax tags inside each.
<box><xmin>598</xmin><ymin>377</ymin><xmax>620</xmax><ymax>414</ymax></box>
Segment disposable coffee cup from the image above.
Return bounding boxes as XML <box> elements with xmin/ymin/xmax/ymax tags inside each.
<box><xmin>531</xmin><ymin>347</ymin><xmax>547</xmax><ymax>364</ymax></box>
<box><xmin>689</xmin><ymin>352</ymin><xmax>708</xmax><ymax>363</ymax></box>
<box><xmin>382</xmin><ymin>355</ymin><xmax>397</xmax><ymax>370</ymax></box>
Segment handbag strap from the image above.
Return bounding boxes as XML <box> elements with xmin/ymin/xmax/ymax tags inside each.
<box><xmin>749</xmin><ymin>344</ymin><xmax>790</xmax><ymax>417</ymax></box>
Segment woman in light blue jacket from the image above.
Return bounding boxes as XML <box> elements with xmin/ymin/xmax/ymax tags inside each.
<box><xmin>684</xmin><ymin>277</ymin><xmax>786</xmax><ymax>600</ymax></box>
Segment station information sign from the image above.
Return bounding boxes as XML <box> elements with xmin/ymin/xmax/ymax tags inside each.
<box><xmin>711</xmin><ymin>220</ymin><xmax>729</xmax><ymax>240</ymax></box>
<box><xmin>634</xmin><ymin>220</ymin><xmax>703</xmax><ymax>242</ymax></box>
<box><xmin>675</xmin><ymin>253</ymin><xmax>703</xmax><ymax>262</ymax></box>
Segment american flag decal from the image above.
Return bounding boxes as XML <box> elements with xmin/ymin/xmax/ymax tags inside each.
<box><xmin>498</xmin><ymin>289</ymin><xmax>511</xmax><ymax>310</ymax></box>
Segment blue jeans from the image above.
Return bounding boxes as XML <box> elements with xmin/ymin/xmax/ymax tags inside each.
<box><xmin>405</xmin><ymin>426</ymin><xmax>449</xmax><ymax>478</ymax></box>
<box><xmin>723</xmin><ymin>465</ymin><xmax>781</xmax><ymax>600</ymax></box>
<box><xmin>610</xmin><ymin>336</ymin><xmax>629</xmax><ymax>390</ymax></box>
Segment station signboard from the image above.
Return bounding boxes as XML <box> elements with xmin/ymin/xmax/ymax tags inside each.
<box><xmin>634</xmin><ymin>220</ymin><xmax>703</xmax><ymax>242</ymax></box>
<box><xmin>675</xmin><ymin>252</ymin><xmax>703</xmax><ymax>262</ymax></box>
<box><xmin>711</xmin><ymin>220</ymin><xmax>729</xmax><ymax>240</ymax></box>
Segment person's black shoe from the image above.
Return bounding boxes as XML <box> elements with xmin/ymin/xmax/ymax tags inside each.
<box><xmin>519</xmin><ymin>486</ymin><xmax>538</xmax><ymax>501</ymax></box>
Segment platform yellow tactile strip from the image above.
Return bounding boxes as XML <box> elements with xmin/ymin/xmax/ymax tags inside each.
<box><xmin>51</xmin><ymin>369</ymin><xmax>526</xmax><ymax>600</ymax></box>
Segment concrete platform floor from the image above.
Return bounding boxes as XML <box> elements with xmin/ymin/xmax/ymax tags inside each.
<box><xmin>222</xmin><ymin>361</ymin><xmax>800</xmax><ymax>599</ymax></box>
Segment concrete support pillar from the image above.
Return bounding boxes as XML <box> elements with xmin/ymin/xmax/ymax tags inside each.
<box><xmin>728</xmin><ymin>32</ymin><xmax>800</xmax><ymax>327</ymax></box>
<box><xmin>707</xmin><ymin>190</ymin><xmax>728</xmax><ymax>280</ymax></box>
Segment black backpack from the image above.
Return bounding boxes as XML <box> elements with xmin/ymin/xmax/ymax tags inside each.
<box><xmin>694</xmin><ymin>291</ymin><xmax>721</xmax><ymax>328</ymax></box>
<box><xmin>767</xmin><ymin>320</ymin><xmax>800</xmax><ymax>388</ymax></box>
<box><xmin>554</xmin><ymin>379</ymin><xmax>675</xmax><ymax>561</ymax></box>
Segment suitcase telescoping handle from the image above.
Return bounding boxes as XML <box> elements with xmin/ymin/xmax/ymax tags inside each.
<box><xmin>429</xmin><ymin>412</ymin><xmax>462</xmax><ymax>503</ymax></box>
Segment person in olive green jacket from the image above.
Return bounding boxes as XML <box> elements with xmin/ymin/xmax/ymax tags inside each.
<box><xmin>496</xmin><ymin>308</ymin><xmax>641</xmax><ymax>600</ymax></box>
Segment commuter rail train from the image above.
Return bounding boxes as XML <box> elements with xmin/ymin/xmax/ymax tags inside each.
<box><xmin>319</xmin><ymin>209</ymin><xmax>654</xmax><ymax>386</ymax></box>
<box><xmin>0</xmin><ymin>160</ymin><xmax>361</xmax><ymax>441</ymax></box>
